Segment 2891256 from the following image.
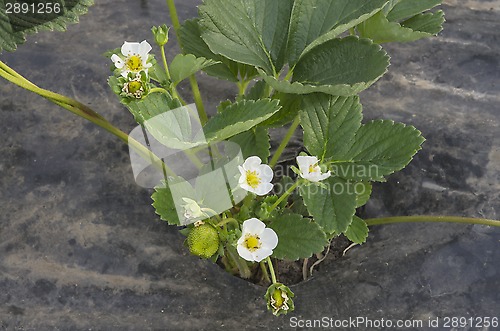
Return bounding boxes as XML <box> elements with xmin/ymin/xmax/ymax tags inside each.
<box><xmin>5</xmin><ymin>1</ymin><xmax>61</xmax><ymax>14</ymax></box>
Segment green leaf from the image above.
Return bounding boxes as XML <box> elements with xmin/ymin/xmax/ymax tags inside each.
<box><xmin>151</xmin><ymin>181</ymin><xmax>183</xmax><ymax>226</ymax></box>
<box><xmin>152</xmin><ymin>185</ymin><xmax>180</xmax><ymax>225</ymax></box>
<box><xmin>401</xmin><ymin>11</ymin><xmax>445</xmax><ymax>35</ymax></box>
<box><xmin>332</xmin><ymin>120</ymin><xmax>425</xmax><ymax>181</ymax></box>
<box><xmin>229</xmin><ymin>127</ymin><xmax>270</xmax><ymax>163</ymax></box>
<box><xmin>260</xmin><ymin>71</ymin><xmax>367</xmax><ymax>97</ymax></box>
<box><xmin>387</xmin><ymin>0</ymin><xmax>441</xmax><ymax>21</ymax></box>
<box><xmin>269</xmin><ymin>214</ymin><xmax>328</xmax><ymax>260</ymax></box>
<box><xmin>244</xmin><ymin>80</ymin><xmax>268</xmax><ymax>101</ymax></box>
<box><xmin>355</xmin><ymin>182</ymin><xmax>372</xmax><ymax>208</ymax></box>
<box><xmin>257</xmin><ymin>92</ymin><xmax>301</xmax><ymax>128</ymax></box>
<box><xmin>300</xmin><ymin>177</ymin><xmax>357</xmax><ymax>234</ymax></box>
<box><xmin>179</xmin><ymin>18</ymin><xmax>240</xmax><ymax>82</ymax></box>
<box><xmin>293</xmin><ymin>36</ymin><xmax>389</xmax><ymax>91</ymax></box>
<box><xmin>358</xmin><ymin>10</ymin><xmax>444</xmax><ymax>44</ymax></box>
<box><xmin>126</xmin><ymin>91</ymin><xmax>182</xmax><ymax>124</ymax></box>
<box><xmin>169</xmin><ymin>54</ymin><xmax>219</xmax><ymax>85</ymax></box>
<box><xmin>203</xmin><ymin>99</ymin><xmax>281</xmax><ymax>142</ymax></box>
<box><xmin>149</xmin><ymin>60</ymin><xmax>170</xmax><ymax>86</ymax></box>
<box><xmin>0</xmin><ymin>0</ymin><xmax>94</xmax><ymax>53</ymax></box>
<box><xmin>300</xmin><ymin>94</ymin><xmax>362</xmax><ymax>161</ymax></box>
<box><xmin>287</xmin><ymin>0</ymin><xmax>388</xmax><ymax>65</ymax></box>
<box><xmin>199</xmin><ymin>0</ymin><xmax>294</xmax><ymax>75</ymax></box>
<box><xmin>344</xmin><ymin>216</ymin><xmax>369</xmax><ymax>244</ymax></box>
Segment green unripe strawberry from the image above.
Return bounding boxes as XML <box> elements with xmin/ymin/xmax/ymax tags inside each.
<box><xmin>187</xmin><ymin>224</ymin><xmax>219</xmax><ymax>259</ymax></box>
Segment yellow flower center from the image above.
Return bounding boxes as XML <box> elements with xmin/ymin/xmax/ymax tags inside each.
<box><xmin>245</xmin><ymin>170</ymin><xmax>261</xmax><ymax>189</ymax></box>
<box><xmin>272</xmin><ymin>289</ymin><xmax>285</xmax><ymax>308</ymax></box>
<box><xmin>126</xmin><ymin>55</ymin><xmax>143</xmax><ymax>71</ymax></box>
<box><xmin>127</xmin><ymin>81</ymin><xmax>142</xmax><ymax>94</ymax></box>
<box><xmin>309</xmin><ymin>163</ymin><xmax>318</xmax><ymax>173</ymax></box>
<box><xmin>245</xmin><ymin>235</ymin><xmax>261</xmax><ymax>251</ymax></box>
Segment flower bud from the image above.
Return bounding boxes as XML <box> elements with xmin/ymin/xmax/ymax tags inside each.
<box><xmin>265</xmin><ymin>283</ymin><xmax>295</xmax><ymax>316</ymax></box>
<box><xmin>187</xmin><ymin>223</ymin><xmax>219</xmax><ymax>259</ymax></box>
<box><xmin>151</xmin><ymin>24</ymin><xmax>170</xmax><ymax>46</ymax></box>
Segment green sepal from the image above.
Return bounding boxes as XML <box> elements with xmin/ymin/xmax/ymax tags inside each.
<box><xmin>265</xmin><ymin>283</ymin><xmax>295</xmax><ymax>316</ymax></box>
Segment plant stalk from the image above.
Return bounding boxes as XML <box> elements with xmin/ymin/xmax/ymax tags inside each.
<box><xmin>166</xmin><ymin>0</ymin><xmax>208</xmax><ymax>125</ymax></box>
<box><xmin>0</xmin><ymin>61</ymin><xmax>174</xmax><ymax>176</ymax></box>
<box><xmin>269</xmin><ymin>115</ymin><xmax>301</xmax><ymax>168</ymax></box>
<box><xmin>365</xmin><ymin>216</ymin><xmax>500</xmax><ymax>227</ymax></box>
<box><xmin>266</xmin><ymin>257</ymin><xmax>277</xmax><ymax>284</ymax></box>
<box><xmin>269</xmin><ymin>180</ymin><xmax>301</xmax><ymax>212</ymax></box>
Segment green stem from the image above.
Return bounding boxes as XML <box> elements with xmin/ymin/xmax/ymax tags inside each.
<box><xmin>260</xmin><ymin>261</ymin><xmax>271</xmax><ymax>283</ymax></box>
<box><xmin>269</xmin><ymin>115</ymin><xmax>301</xmax><ymax>168</ymax></box>
<box><xmin>237</xmin><ymin>80</ymin><xmax>250</xmax><ymax>96</ymax></box>
<box><xmin>160</xmin><ymin>46</ymin><xmax>172</xmax><ymax>81</ymax></box>
<box><xmin>226</xmin><ymin>245</ymin><xmax>252</xmax><ymax>279</ymax></box>
<box><xmin>0</xmin><ymin>61</ymin><xmax>175</xmax><ymax>177</ymax></box>
<box><xmin>365</xmin><ymin>216</ymin><xmax>500</xmax><ymax>227</ymax></box>
<box><xmin>149</xmin><ymin>87</ymin><xmax>169</xmax><ymax>94</ymax></box>
<box><xmin>216</xmin><ymin>217</ymin><xmax>240</xmax><ymax>229</ymax></box>
<box><xmin>283</xmin><ymin>69</ymin><xmax>294</xmax><ymax>82</ymax></box>
<box><xmin>159</xmin><ymin>45</ymin><xmax>188</xmax><ymax>106</ymax></box>
<box><xmin>166</xmin><ymin>0</ymin><xmax>208</xmax><ymax>125</ymax></box>
<box><xmin>269</xmin><ymin>180</ymin><xmax>301</xmax><ymax>212</ymax></box>
<box><xmin>266</xmin><ymin>256</ymin><xmax>277</xmax><ymax>284</ymax></box>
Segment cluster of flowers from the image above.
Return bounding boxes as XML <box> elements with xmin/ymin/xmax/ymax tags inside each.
<box><xmin>184</xmin><ymin>154</ymin><xmax>330</xmax><ymax>315</ymax></box>
<box><xmin>234</xmin><ymin>155</ymin><xmax>331</xmax><ymax>262</ymax></box>
<box><xmin>110</xmin><ymin>40</ymin><xmax>153</xmax><ymax>100</ymax></box>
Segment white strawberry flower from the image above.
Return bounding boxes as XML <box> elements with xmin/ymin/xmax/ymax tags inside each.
<box><xmin>296</xmin><ymin>155</ymin><xmax>331</xmax><ymax>182</ymax></box>
<box><xmin>238</xmin><ymin>156</ymin><xmax>273</xmax><ymax>196</ymax></box>
<box><xmin>182</xmin><ymin>198</ymin><xmax>207</xmax><ymax>220</ymax></box>
<box><xmin>237</xmin><ymin>218</ymin><xmax>278</xmax><ymax>262</ymax></box>
<box><xmin>111</xmin><ymin>40</ymin><xmax>153</xmax><ymax>77</ymax></box>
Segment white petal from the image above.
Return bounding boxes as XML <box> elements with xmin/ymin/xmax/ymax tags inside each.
<box><xmin>296</xmin><ymin>155</ymin><xmax>318</xmax><ymax>170</ymax></box>
<box><xmin>239</xmin><ymin>182</ymin><xmax>253</xmax><ymax>193</ymax></box>
<box><xmin>252</xmin><ymin>247</ymin><xmax>273</xmax><ymax>262</ymax></box>
<box><xmin>238</xmin><ymin>165</ymin><xmax>246</xmax><ymax>177</ymax></box>
<box><xmin>254</xmin><ymin>182</ymin><xmax>273</xmax><ymax>196</ymax></box>
<box><xmin>242</xmin><ymin>218</ymin><xmax>266</xmax><ymax>235</ymax></box>
<box><xmin>139</xmin><ymin>40</ymin><xmax>152</xmax><ymax>57</ymax></box>
<box><xmin>243</xmin><ymin>156</ymin><xmax>262</xmax><ymax>170</ymax></box>
<box><xmin>260</xmin><ymin>228</ymin><xmax>278</xmax><ymax>249</ymax></box>
<box><xmin>121</xmin><ymin>41</ymin><xmax>139</xmax><ymax>56</ymax></box>
<box><xmin>318</xmin><ymin>171</ymin><xmax>331</xmax><ymax>181</ymax></box>
<box><xmin>237</xmin><ymin>245</ymin><xmax>255</xmax><ymax>262</ymax></box>
<box><xmin>258</xmin><ymin>164</ymin><xmax>274</xmax><ymax>182</ymax></box>
<box><xmin>111</xmin><ymin>54</ymin><xmax>124</xmax><ymax>68</ymax></box>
